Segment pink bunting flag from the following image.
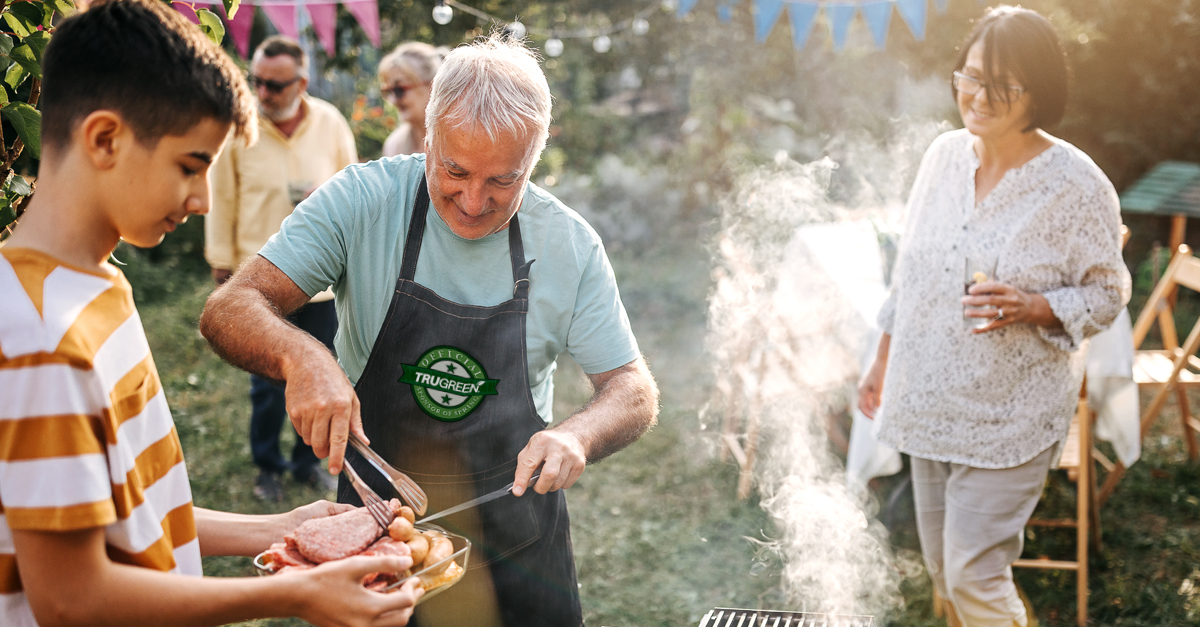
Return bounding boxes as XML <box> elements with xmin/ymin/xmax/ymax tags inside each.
<box><xmin>172</xmin><ymin>2</ymin><xmax>201</xmax><ymax>24</ymax></box>
<box><xmin>260</xmin><ymin>2</ymin><xmax>300</xmax><ymax>41</ymax></box>
<box><xmin>216</xmin><ymin>1</ymin><xmax>256</xmax><ymax>59</ymax></box>
<box><xmin>342</xmin><ymin>0</ymin><xmax>381</xmax><ymax>47</ymax></box>
<box><xmin>307</xmin><ymin>2</ymin><xmax>339</xmax><ymax>57</ymax></box>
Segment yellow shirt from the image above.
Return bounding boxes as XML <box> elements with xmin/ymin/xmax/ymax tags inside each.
<box><xmin>0</xmin><ymin>248</ymin><xmax>201</xmax><ymax>625</ymax></box>
<box><xmin>206</xmin><ymin>95</ymin><xmax>357</xmax><ymax>282</ymax></box>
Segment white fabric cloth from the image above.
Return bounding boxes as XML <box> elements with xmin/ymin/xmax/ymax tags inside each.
<box><xmin>875</xmin><ymin>129</ymin><xmax>1131</xmax><ymax>469</ymax></box>
<box><xmin>786</xmin><ymin>221</ymin><xmax>906</xmax><ymax>485</ymax></box>
<box><xmin>1086</xmin><ymin>309</ymin><xmax>1141</xmax><ymax>467</ymax></box>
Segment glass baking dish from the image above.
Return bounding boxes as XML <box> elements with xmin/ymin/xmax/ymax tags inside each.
<box><xmin>253</xmin><ymin>522</ymin><xmax>470</xmax><ymax>603</ymax></box>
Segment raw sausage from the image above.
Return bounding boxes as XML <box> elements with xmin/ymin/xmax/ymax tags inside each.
<box><xmin>423</xmin><ymin>533</ymin><xmax>453</xmax><ymax>575</ymax></box>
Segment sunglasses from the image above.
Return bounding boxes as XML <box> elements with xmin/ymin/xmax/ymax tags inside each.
<box><xmin>250</xmin><ymin>75</ymin><xmax>302</xmax><ymax>94</ymax></box>
<box><xmin>382</xmin><ymin>84</ymin><xmax>416</xmax><ymax>102</ymax></box>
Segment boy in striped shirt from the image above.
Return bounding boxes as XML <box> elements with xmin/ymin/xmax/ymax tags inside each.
<box><xmin>0</xmin><ymin>1</ymin><xmax>419</xmax><ymax>625</ymax></box>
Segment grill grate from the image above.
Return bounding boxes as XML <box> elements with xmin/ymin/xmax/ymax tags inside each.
<box><xmin>697</xmin><ymin>607</ymin><xmax>874</xmax><ymax>627</ymax></box>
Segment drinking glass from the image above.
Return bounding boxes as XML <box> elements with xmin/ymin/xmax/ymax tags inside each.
<box><xmin>963</xmin><ymin>255</ymin><xmax>998</xmax><ymax>329</ymax></box>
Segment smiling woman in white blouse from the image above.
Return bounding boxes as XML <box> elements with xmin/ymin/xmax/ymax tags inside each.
<box><xmin>856</xmin><ymin>6</ymin><xmax>1131</xmax><ymax>626</ymax></box>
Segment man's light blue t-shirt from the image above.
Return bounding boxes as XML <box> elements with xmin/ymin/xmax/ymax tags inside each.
<box><xmin>258</xmin><ymin>154</ymin><xmax>640</xmax><ymax>422</ymax></box>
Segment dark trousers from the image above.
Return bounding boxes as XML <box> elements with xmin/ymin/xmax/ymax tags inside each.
<box><xmin>250</xmin><ymin>299</ymin><xmax>337</xmax><ymax>476</ymax></box>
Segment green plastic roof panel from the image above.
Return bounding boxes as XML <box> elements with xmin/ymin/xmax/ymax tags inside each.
<box><xmin>1120</xmin><ymin>161</ymin><xmax>1200</xmax><ymax>218</ymax></box>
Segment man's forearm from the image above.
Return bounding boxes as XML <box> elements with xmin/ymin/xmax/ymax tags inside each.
<box><xmin>555</xmin><ymin>357</ymin><xmax>659</xmax><ymax>462</ymax></box>
<box><xmin>199</xmin><ymin>272</ymin><xmax>326</xmax><ymax>383</ymax></box>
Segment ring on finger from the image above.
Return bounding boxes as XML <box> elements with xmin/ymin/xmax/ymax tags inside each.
<box><xmin>996</xmin><ymin>307</ymin><xmax>1005</xmax><ymax>321</ymax></box>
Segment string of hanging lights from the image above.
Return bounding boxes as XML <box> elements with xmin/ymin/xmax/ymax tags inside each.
<box><xmin>430</xmin><ymin>0</ymin><xmax>662</xmax><ymax>56</ymax></box>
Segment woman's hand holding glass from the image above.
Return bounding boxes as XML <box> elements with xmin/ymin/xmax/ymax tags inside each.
<box><xmin>962</xmin><ymin>281</ymin><xmax>1060</xmax><ymax>333</ymax></box>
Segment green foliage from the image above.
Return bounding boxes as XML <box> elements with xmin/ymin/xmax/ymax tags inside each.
<box><xmin>195</xmin><ymin>7</ymin><xmax>226</xmax><ymax>45</ymax></box>
<box><xmin>2</xmin><ymin>101</ymin><xmax>40</xmax><ymax>157</ymax></box>
<box><xmin>0</xmin><ymin>0</ymin><xmax>73</xmax><ymax>239</ymax></box>
<box><xmin>0</xmin><ymin>0</ymin><xmax>242</xmax><ymax>240</ymax></box>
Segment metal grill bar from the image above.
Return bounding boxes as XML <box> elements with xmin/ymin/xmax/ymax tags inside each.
<box><xmin>698</xmin><ymin>607</ymin><xmax>874</xmax><ymax>627</ymax></box>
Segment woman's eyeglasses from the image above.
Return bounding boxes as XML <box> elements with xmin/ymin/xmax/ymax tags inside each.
<box><xmin>952</xmin><ymin>71</ymin><xmax>1025</xmax><ymax>102</ymax></box>
<box><xmin>250</xmin><ymin>75</ymin><xmax>302</xmax><ymax>94</ymax></box>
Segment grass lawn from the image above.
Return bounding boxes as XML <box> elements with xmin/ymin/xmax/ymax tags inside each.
<box><xmin>125</xmin><ymin>229</ymin><xmax>1200</xmax><ymax>626</ymax></box>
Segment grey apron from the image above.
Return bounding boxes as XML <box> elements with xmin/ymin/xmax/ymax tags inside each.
<box><xmin>339</xmin><ymin>178</ymin><xmax>583</xmax><ymax>627</ymax></box>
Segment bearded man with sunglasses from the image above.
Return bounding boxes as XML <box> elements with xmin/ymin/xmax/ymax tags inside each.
<box><xmin>206</xmin><ymin>35</ymin><xmax>357</xmax><ymax>502</ymax></box>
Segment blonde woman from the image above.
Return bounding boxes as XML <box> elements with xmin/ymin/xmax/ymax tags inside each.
<box><xmin>378</xmin><ymin>42</ymin><xmax>445</xmax><ymax>156</ymax></box>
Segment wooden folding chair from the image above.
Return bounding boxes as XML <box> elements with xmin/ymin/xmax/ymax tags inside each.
<box><xmin>1004</xmin><ymin>226</ymin><xmax>1131</xmax><ymax>626</ymax></box>
<box><xmin>1099</xmin><ymin>244</ymin><xmax>1200</xmax><ymax>502</ymax></box>
<box><xmin>1013</xmin><ymin>381</ymin><xmax>1098</xmax><ymax>627</ymax></box>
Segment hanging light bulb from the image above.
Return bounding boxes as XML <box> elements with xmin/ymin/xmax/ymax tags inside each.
<box><xmin>432</xmin><ymin>1</ymin><xmax>453</xmax><ymax>25</ymax></box>
<box><xmin>545</xmin><ymin>37</ymin><xmax>564</xmax><ymax>57</ymax></box>
<box><xmin>592</xmin><ymin>35</ymin><xmax>611</xmax><ymax>53</ymax></box>
<box><xmin>632</xmin><ymin>18</ymin><xmax>649</xmax><ymax>36</ymax></box>
<box><xmin>504</xmin><ymin>20</ymin><xmax>527</xmax><ymax>39</ymax></box>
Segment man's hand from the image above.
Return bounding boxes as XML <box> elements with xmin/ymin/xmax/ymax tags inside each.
<box><xmin>511</xmin><ymin>357</ymin><xmax>658</xmax><ymax>497</ymax></box>
<box><xmin>201</xmin><ymin>257</ymin><xmax>366</xmax><ymax>475</ymax></box>
<box><xmin>212</xmin><ymin>267</ymin><xmax>233</xmax><ymax>285</ymax></box>
<box><xmin>282</xmin><ymin>351</ymin><xmax>367</xmax><ymax>475</ymax></box>
<box><xmin>512</xmin><ymin>430</ymin><xmax>587</xmax><ymax>496</ymax></box>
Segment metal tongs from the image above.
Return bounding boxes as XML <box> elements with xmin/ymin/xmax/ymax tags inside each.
<box><xmin>417</xmin><ymin>473</ymin><xmax>539</xmax><ymax>525</ymax></box>
<box><xmin>348</xmin><ymin>431</ymin><xmax>429</xmax><ymax>516</ymax></box>
<box><xmin>342</xmin><ymin>460</ymin><xmax>395</xmax><ymax>530</ymax></box>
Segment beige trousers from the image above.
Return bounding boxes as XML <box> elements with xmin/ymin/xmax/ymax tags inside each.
<box><xmin>911</xmin><ymin>446</ymin><xmax>1055</xmax><ymax>627</ymax></box>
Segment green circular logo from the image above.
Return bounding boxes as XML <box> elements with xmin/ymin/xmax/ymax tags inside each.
<box><xmin>398</xmin><ymin>346</ymin><xmax>500</xmax><ymax>422</ymax></box>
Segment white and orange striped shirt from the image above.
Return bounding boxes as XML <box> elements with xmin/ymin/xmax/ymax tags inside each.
<box><xmin>0</xmin><ymin>248</ymin><xmax>200</xmax><ymax>626</ymax></box>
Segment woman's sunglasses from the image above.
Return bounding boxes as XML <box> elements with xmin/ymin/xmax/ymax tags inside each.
<box><xmin>382</xmin><ymin>84</ymin><xmax>415</xmax><ymax>102</ymax></box>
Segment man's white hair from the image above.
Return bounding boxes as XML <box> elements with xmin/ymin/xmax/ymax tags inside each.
<box><xmin>425</xmin><ymin>33</ymin><xmax>552</xmax><ymax>157</ymax></box>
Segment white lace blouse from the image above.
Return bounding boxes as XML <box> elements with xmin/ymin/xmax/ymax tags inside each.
<box><xmin>875</xmin><ymin>129</ymin><xmax>1131</xmax><ymax>469</ymax></box>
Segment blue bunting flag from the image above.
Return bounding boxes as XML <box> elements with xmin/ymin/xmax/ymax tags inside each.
<box><xmin>859</xmin><ymin>0</ymin><xmax>893</xmax><ymax>49</ymax></box>
<box><xmin>787</xmin><ymin>1</ymin><xmax>820</xmax><ymax>49</ymax></box>
<box><xmin>895</xmin><ymin>0</ymin><xmax>927</xmax><ymax>40</ymax></box>
<box><xmin>825</xmin><ymin>2</ymin><xmax>856</xmax><ymax>51</ymax></box>
<box><xmin>676</xmin><ymin>0</ymin><xmax>937</xmax><ymax>52</ymax></box>
<box><xmin>754</xmin><ymin>0</ymin><xmax>787</xmax><ymax>41</ymax></box>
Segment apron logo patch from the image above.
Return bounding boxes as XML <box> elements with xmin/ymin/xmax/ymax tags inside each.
<box><xmin>399</xmin><ymin>346</ymin><xmax>499</xmax><ymax>421</ymax></box>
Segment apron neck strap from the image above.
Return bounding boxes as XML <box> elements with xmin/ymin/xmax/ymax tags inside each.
<box><xmin>399</xmin><ymin>177</ymin><xmax>432</xmax><ymax>282</ymax></box>
<box><xmin>400</xmin><ymin>176</ymin><xmax>534</xmax><ymax>299</ymax></box>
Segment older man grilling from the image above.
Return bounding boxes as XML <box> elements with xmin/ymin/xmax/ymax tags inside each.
<box><xmin>200</xmin><ymin>34</ymin><xmax>659</xmax><ymax>627</ymax></box>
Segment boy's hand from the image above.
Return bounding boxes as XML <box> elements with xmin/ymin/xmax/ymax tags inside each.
<box><xmin>286</xmin><ymin>555</ymin><xmax>423</xmax><ymax>627</ymax></box>
<box><xmin>278</xmin><ymin>500</ymin><xmax>355</xmax><ymax>538</ymax></box>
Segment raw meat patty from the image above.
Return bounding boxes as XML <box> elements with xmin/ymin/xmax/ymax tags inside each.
<box><xmin>289</xmin><ymin>506</ymin><xmax>387</xmax><ymax>563</ymax></box>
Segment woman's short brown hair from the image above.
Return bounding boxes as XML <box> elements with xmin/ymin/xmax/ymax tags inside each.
<box><xmin>951</xmin><ymin>6</ymin><xmax>1069</xmax><ymax>132</ymax></box>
